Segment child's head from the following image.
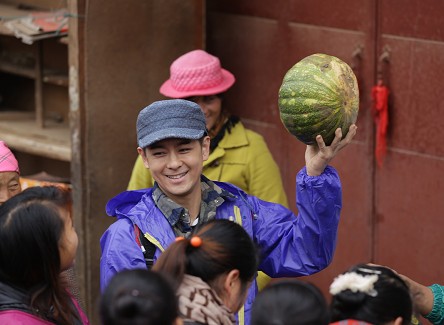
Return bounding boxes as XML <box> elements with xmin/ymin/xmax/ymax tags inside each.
<box><xmin>153</xmin><ymin>219</ymin><xmax>259</xmax><ymax>313</ymax></box>
<box><xmin>251</xmin><ymin>279</ymin><xmax>329</xmax><ymax>325</ymax></box>
<box><xmin>0</xmin><ymin>141</ymin><xmax>21</xmax><ymax>205</ymax></box>
<box><xmin>329</xmin><ymin>264</ymin><xmax>412</xmax><ymax>325</ymax></box>
<box><xmin>100</xmin><ymin>269</ymin><xmax>181</xmax><ymax>325</ymax></box>
<box><xmin>0</xmin><ymin>186</ymin><xmax>76</xmax><ymax>287</ymax></box>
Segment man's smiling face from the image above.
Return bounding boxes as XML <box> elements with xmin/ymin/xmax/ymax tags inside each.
<box><xmin>139</xmin><ymin>136</ymin><xmax>210</xmax><ymax>203</ymax></box>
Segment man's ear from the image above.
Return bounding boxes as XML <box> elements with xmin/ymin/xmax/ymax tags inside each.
<box><xmin>137</xmin><ymin>147</ymin><xmax>150</xmax><ymax>169</ymax></box>
<box><xmin>202</xmin><ymin>136</ymin><xmax>211</xmax><ymax>161</ymax></box>
<box><xmin>223</xmin><ymin>269</ymin><xmax>240</xmax><ymax>294</ymax></box>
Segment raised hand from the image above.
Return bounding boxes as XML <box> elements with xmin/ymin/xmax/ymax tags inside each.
<box><xmin>305</xmin><ymin>124</ymin><xmax>357</xmax><ymax>176</ymax></box>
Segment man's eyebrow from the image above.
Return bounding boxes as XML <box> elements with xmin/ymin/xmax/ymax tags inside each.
<box><xmin>148</xmin><ymin>143</ymin><xmax>164</xmax><ymax>150</ymax></box>
<box><xmin>177</xmin><ymin>139</ymin><xmax>192</xmax><ymax>145</ymax></box>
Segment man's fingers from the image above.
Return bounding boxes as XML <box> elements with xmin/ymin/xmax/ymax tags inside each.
<box><xmin>316</xmin><ymin>134</ymin><xmax>326</xmax><ymax>149</ymax></box>
<box><xmin>344</xmin><ymin>124</ymin><xmax>357</xmax><ymax>141</ymax></box>
<box><xmin>329</xmin><ymin>128</ymin><xmax>343</xmax><ymax>148</ymax></box>
<box><xmin>335</xmin><ymin>124</ymin><xmax>357</xmax><ymax>151</ymax></box>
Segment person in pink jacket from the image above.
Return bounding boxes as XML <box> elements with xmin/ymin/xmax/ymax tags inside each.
<box><xmin>0</xmin><ymin>186</ymin><xmax>89</xmax><ymax>325</ymax></box>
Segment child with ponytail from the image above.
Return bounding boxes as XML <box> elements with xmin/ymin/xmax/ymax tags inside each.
<box><xmin>153</xmin><ymin>219</ymin><xmax>259</xmax><ymax>325</ymax></box>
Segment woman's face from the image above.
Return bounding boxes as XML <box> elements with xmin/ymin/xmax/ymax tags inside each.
<box><xmin>0</xmin><ymin>171</ymin><xmax>21</xmax><ymax>205</ymax></box>
<box><xmin>59</xmin><ymin>208</ymin><xmax>78</xmax><ymax>271</ymax></box>
<box><xmin>185</xmin><ymin>95</ymin><xmax>222</xmax><ymax>131</ymax></box>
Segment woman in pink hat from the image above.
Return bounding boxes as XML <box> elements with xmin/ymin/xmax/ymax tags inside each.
<box><xmin>128</xmin><ymin>49</ymin><xmax>288</xmax><ymax>208</ymax></box>
<box><xmin>0</xmin><ymin>141</ymin><xmax>21</xmax><ymax>205</ymax></box>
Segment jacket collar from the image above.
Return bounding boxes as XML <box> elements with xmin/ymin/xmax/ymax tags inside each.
<box><xmin>205</xmin><ymin>121</ymin><xmax>248</xmax><ymax>167</ymax></box>
<box><xmin>152</xmin><ymin>175</ymin><xmax>234</xmax><ymax>236</ymax></box>
<box><xmin>0</xmin><ymin>281</ymin><xmax>31</xmax><ymax>313</ymax></box>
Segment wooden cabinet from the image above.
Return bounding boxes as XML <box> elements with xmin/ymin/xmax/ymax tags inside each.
<box><xmin>0</xmin><ymin>1</ymin><xmax>70</xmax><ymax>177</ymax></box>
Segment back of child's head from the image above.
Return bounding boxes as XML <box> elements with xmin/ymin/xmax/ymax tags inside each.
<box><xmin>0</xmin><ymin>185</ymin><xmax>71</xmax><ymax>287</ymax></box>
<box><xmin>329</xmin><ymin>264</ymin><xmax>412</xmax><ymax>325</ymax></box>
<box><xmin>251</xmin><ymin>279</ymin><xmax>329</xmax><ymax>325</ymax></box>
<box><xmin>153</xmin><ymin>219</ymin><xmax>259</xmax><ymax>289</ymax></box>
<box><xmin>100</xmin><ymin>269</ymin><xmax>179</xmax><ymax>325</ymax></box>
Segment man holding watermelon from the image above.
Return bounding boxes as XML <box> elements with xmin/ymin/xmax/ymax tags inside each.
<box><xmin>100</xmin><ymin>98</ymin><xmax>357</xmax><ymax>325</ymax></box>
<box><xmin>127</xmin><ymin>49</ymin><xmax>290</xmax><ymax>291</ymax></box>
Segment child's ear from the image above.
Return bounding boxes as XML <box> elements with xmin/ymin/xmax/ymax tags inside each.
<box><xmin>393</xmin><ymin>316</ymin><xmax>403</xmax><ymax>325</ymax></box>
<box><xmin>223</xmin><ymin>269</ymin><xmax>240</xmax><ymax>293</ymax></box>
<box><xmin>137</xmin><ymin>147</ymin><xmax>150</xmax><ymax>169</ymax></box>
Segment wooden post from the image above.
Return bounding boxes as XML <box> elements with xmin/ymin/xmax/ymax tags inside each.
<box><xmin>34</xmin><ymin>41</ymin><xmax>44</xmax><ymax>128</ymax></box>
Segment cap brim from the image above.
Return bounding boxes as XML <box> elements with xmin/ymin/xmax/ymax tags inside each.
<box><xmin>138</xmin><ymin>128</ymin><xmax>206</xmax><ymax>148</ymax></box>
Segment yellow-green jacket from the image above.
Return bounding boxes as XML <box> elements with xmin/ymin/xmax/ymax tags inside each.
<box><xmin>128</xmin><ymin>121</ymin><xmax>288</xmax><ymax>207</ymax></box>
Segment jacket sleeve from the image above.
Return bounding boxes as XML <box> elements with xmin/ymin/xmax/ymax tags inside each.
<box><xmin>245</xmin><ymin>133</ymin><xmax>289</xmax><ymax>208</ymax></box>
<box><xmin>100</xmin><ymin>218</ymin><xmax>147</xmax><ymax>292</ymax></box>
<box><xmin>251</xmin><ymin>166</ymin><xmax>341</xmax><ymax>277</ymax></box>
<box><xmin>127</xmin><ymin>155</ymin><xmax>155</xmax><ymax>190</ymax></box>
<box><xmin>425</xmin><ymin>284</ymin><xmax>444</xmax><ymax>325</ymax></box>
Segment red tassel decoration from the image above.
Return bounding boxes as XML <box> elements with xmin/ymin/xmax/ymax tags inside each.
<box><xmin>371</xmin><ymin>80</ymin><xmax>389</xmax><ymax>167</ymax></box>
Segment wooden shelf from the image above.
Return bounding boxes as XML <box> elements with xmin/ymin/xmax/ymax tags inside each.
<box><xmin>0</xmin><ymin>61</ymin><xmax>68</xmax><ymax>86</ymax></box>
<box><xmin>0</xmin><ymin>112</ymin><xmax>71</xmax><ymax>161</ymax></box>
<box><xmin>43</xmin><ymin>71</ymin><xmax>68</xmax><ymax>86</ymax></box>
<box><xmin>0</xmin><ymin>60</ymin><xmax>34</xmax><ymax>78</ymax></box>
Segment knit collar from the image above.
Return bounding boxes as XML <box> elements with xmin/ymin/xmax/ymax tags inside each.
<box><xmin>209</xmin><ymin>115</ymin><xmax>240</xmax><ymax>152</ymax></box>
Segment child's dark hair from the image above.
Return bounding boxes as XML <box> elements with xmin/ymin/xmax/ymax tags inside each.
<box><xmin>0</xmin><ymin>186</ymin><xmax>79</xmax><ymax>324</ymax></box>
<box><xmin>330</xmin><ymin>264</ymin><xmax>412</xmax><ymax>325</ymax></box>
<box><xmin>153</xmin><ymin>219</ymin><xmax>259</xmax><ymax>292</ymax></box>
<box><xmin>251</xmin><ymin>279</ymin><xmax>329</xmax><ymax>325</ymax></box>
<box><xmin>100</xmin><ymin>269</ymin><xmax>179</xmax><ymax>325</ymax></box>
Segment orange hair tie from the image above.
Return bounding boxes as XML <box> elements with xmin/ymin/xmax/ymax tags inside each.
<box><xmin>190</xmin><ymin>236</ymin><xmax>202</xmax><ymax>247</ymax></box>
<box><xmin>175</xmin><ymin>236</ymin><xmax>185</xmax><ymax>242</ymax></box>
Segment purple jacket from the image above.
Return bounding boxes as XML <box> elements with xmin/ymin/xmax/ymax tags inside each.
<box><xmin>100</xmin><ymin>166</ymin><xmax>342</xmax><ymax>325</ymax></box>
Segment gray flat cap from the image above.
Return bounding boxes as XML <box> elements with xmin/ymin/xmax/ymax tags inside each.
<box><xmin>137</xmin><ymin>99</ymin><xmax>207</xmax><ymax>148</ymax></box>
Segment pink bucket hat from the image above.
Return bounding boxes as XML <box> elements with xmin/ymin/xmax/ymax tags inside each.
<box><xmin>160</xmin><ymin>49</ymin><xmax>236</xmax><ymax>98</ymax></box>
<box><xmin>0</xmin><ymin>141</ymin><xmax>19</xmax><ymax>174</ymax></box>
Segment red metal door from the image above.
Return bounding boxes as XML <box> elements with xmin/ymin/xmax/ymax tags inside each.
<box><xmin>373</xmin><ymin>0</ymin><xmax>444</xmax><ymax>285</ymax></box>
<box><xmin>207</xmin><ymin>0</ymin><xmax>375</xmax><ymax>292</ymax></box>
<box><xmin>208</xmin><ymin>0</ymin><xmax>444</xmax><ymax>298</ymax></box>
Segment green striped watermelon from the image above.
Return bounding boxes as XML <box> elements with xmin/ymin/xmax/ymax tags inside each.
<box><xmin>278</xmin><ymin>53</ymin><xmax>359</xmax><ymax>145</ymax></box>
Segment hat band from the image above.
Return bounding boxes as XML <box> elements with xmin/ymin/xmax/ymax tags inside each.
<box><xmin>171</xmin><ymin>70</ymin><xmax>224</xmax><ymax>92</ymax></box>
